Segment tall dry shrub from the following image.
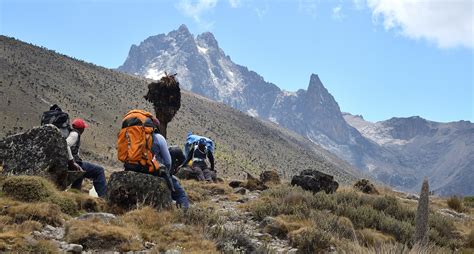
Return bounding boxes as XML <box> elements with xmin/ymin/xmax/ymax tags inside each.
<box><xmin>414</xmin><ymin>178</ymin><xmax>429</xmax><ymax>245</ymax></box>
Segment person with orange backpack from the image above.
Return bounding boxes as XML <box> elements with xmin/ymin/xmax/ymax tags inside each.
<box><xmin>117</xmin><ymin>110</ymin><xmax>189</xmax><ymax>209</ymax></box>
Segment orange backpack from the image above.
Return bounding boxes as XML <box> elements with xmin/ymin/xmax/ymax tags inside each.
<box><xmin>117</xmin><ymin>110</ymin><xmax>159</xmax><ymax>173</ymax></box>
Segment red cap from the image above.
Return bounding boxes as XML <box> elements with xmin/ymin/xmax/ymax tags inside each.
<box><xmin>72</xmin><ymin>118</ymin><xmax>88</xmax><ymax>129</ymax></box>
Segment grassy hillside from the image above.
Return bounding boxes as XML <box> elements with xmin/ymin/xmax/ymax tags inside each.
<box><xmin>0</xmin><ymin>175</ymin><xmax>472</xmax><ymax>253</ymax></box>
<box><xmin>0</xmin><ymin>36</ymin><xmax>357</xmax><ymax>182</ymax></box>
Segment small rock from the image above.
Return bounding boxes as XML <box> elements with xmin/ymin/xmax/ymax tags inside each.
<box><xmin>260</xmin><ymin>170</ymin><xmax>281</xmax><ymax>185</ymax></box>
<box><xmin>65</xmin><ymin>243</ymin><xmax>83</xmax><ymax>253</ymax></box>
<box><xmin>165</xmin><ymin>249</ymin><xmax>182</xmax><ymax>254</ymax></box>
<box><xmin>353</xmin><ymin>179</ymin><xmax>379</xmax><ymax>194</ymax></box>
<box><xmin>438</xmin><ymin>208</ymin><xmax>472</xmax><ymax>220</ymax></box>
<box><xmin>145</xmin><ymin>241</ymin><xmax>156</xmax><ymax>249</ymax></box>
<box><xmin>260</xmin><ymin>216</ymin><xmax>277</xmax><ymax>228</ymax></box>
<box><xmin>245</xmin><ymin>172</ymin><xmax>268</xmax><ymax>191</ymax></box>
<box><xmin>76</xmin><ymin>212</ymin><xmax>117</xmax><ymax>223</ymax></box>
<box><xmin>229</xmin><ymin>180</ymin><xmax>244</xmax><ymax>188</ymax></box>
<box><xmin>288</xmin><ymin>249</ymin><xmax>298</xmax><ymax>254</ymax></box>
<box><xmin>169</xmin><ymin>223</ymin><xmax>186</xmax><ymax>230</ymax></box>
<box><xmin>291</xmin><ymin>169</ymin><xmax>339</xmax><ymax>194</ymax></box>
<box><xmin>237</xmin><ymin>197</ymin><xmax>249</xmax><ymax>203</ymax></box>
<box><xmin>406</xmin><ymin>194</ymin><xmax>419</xmax><ymax>200</ymax></box>
<box><xmin>234</xmin><ymin>187</ymin><xmax>247</xmax><ymax>195</ymax></box>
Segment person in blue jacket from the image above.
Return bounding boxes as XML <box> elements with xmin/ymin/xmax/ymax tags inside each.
<box><xmin>180</xmin><ymin>137</ymin><xmax>216</xmax><ymax>182</ymax></box>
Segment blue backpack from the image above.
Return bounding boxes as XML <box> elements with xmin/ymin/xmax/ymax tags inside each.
<box><xmin>184</xmin><ymin>132</ymin><xmax>215</xmax><ymax>156</ymax></box>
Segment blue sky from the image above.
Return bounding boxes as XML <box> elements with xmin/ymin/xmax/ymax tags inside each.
<box><xmin>1</xmin><ymin>0</ymin><xmax>473</xmax><ymax>122</ymax></box>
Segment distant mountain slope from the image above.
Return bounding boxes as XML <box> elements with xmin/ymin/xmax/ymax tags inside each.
<box><xmin>118</xmin><ymin>25</ymin><xmax>474</xmax><ymax>196</ymax></box>
<box><xmin>0</xmin><ymin>35</ymin><xmax>358</xmax><ymax>183</ymax></box>
<box><xmin>343</xmin><ymin>114</ymin><xmax>474</xmax><ymax>195</ymax></box>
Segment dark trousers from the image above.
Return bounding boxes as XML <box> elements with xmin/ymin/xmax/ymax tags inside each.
<box><xmin>192</xmin><ymin>161</ymin><xmax>215</xmax><ymax>182</ymax></box>
<box><xmin>171</xmin><ymin>176</ymin><xmax>189</xmax><ymax>209</ymax></box>
<box><xmin>71</xmin><ymin>161</ymin><xmax>107</xmax><ymax>198</ymax></box>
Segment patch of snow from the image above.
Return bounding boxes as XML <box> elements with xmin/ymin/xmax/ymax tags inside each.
<box><xmin>282</xmin><ymin>90</ymin><xmax>297</xmax><ymax>97</ymax></box>
<box><xmin>269</xmin><ymin>117</ymin><xmax>279</xmax><ymax>124</ymax></box>
<box><xmin>145</xmin><ymin>68</ymin><xmax>165</xmax><ymax>80</ymax></box>
<box><xmin>247</xmin><ymin>109</ymin><xmax>259</xmax><ymax>117</ymax></box>
<box><xmin>197</xmin><ymin>45</ymin><xmax>208</xmax><ymax>54</ymax></box>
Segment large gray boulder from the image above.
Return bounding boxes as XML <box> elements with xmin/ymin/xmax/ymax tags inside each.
<box><xmin>291</xmin><ymin>169</ymin><xmax>339</xmax><ymax>194</ymax></box>
<box><xmin>106</xmin><ymin>171</ymin><xmax>172</xmax><ymax>210</ymax></box>
<box><xmin>0</xmin><ymin>125</ymin><xmax>77</xmax><ymax>189</ymax></box>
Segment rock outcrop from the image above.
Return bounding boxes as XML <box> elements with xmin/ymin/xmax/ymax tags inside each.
<box><xmin>106</xmin><ymin>171</ymin><xmax>172</xmax><ymax>210</ymax></box>
<box><xmin>260</xmin><ymin>171</ymin><xmax>281</xmax><ymax>185</ymax></box>
<box><xmin>0</xmin><ymin>125</ymin><xmax>80</xmax><ymax>189</ymax></box>
<box><xmin>245</xmin><ymin>172</ymin><xmax>268</xmax><ymax>191</ymax></box>
<box><xmin>291</xmin><ymin>170</ymin><xmax>339</xmax><ymax>194</ymax></box>
<box><xmin>353</xmin><ymin>179</ymin><xmax>379</xmax><ymax>194</ymax></box>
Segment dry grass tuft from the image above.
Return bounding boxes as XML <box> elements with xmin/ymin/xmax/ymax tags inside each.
<box><xmin>180</xmin><ymin>180</ymin><xmax>231</xmax><ymax>202</ymax></box>
<box><xmin>263</xmin><ymin>215</ymin><xmax>309</xmax><ymax>239</ymax></box>
<box><xmin>65</xmin><ymin>219</ymin><xmax>142</xmax><ymax>252</ymax></box>
<box><xmin>288</xmin><ymin>226</ymin><xmax>332</xmax><ymax>253</ymax></box>
<box><xmin>122</xmin><ymin>206</ymin><xmax>175</xmax><ymax>242</ymax></box>
<box><xmin>466</xmin><ymin>229</ymin><xmax>474</xmax><ymax>248</ymax></box>
<box><xmin>447</xmin><ymin>196</ymin><xmax>465</xmax><ymax>213</ymax></box>
<box><xmin>151</xmin><ymin>224</ymin><xmax>218</xmax><ymax>253</ymax></box>
<box><xmin>356</xmin><ymin>228</ymin><xmax>395</xmax><ymax>247</ymax></box>
<box><xmin>5</xmin><ymin>202</ymin><xmax>64</xmax><ymax>226</ymax></box>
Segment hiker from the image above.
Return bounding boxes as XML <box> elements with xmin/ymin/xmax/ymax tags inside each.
<box><xmin>118</xmin><ymin>110</ymin><xmax>189</xmax><ymax>209</ymax></box>
<box><xmin>180</xmin><ymin>135</ymin><xmax>216</xmax><ymax>182</ymax></box>
<box><xmin>169</xmin><ymin>146</ymin><xmax>185</xmax><ymax>175</ymax></box>
<box><xmin>66</xmin><ymin>118</ymin><xmax>107</xmax><ymax>198</ymax></box>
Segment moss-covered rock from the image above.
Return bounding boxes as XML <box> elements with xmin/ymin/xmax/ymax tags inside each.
<box><xmin>2</xmin><ymin>176</ymin><xmax>55</xmax><ymax>202</ymax></box>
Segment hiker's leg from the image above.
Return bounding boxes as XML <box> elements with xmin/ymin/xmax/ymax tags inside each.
<box><xmin>192</xmin><ymin>163</ymin><xmax>205</xmax><ymax>181</ymax></box>
<box><xmin>171</xmin><ymin>176</ymin><xmax>189</xmax><ymax>209</ymax></box>
<box><xmin>202</xmin><ymin>168</ymin><xmax>214</xmax><ymax>182</ymax></box>
<box><xmin>70</xmin><ymin>175</ymin><xmax>84</xmax><ymax>190</ymax></box>
<box><xmin>80</xmin><ymin>161</ymin><xmax>107</xmax><ymax>198</ymax></box>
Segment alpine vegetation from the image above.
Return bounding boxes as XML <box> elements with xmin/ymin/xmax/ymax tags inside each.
<box><xmin>414</xmin><ymin>178</ymin><xmax>430</xmax><ymax>245</ymax></box>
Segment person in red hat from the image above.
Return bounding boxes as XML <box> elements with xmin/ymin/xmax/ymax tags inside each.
<box><xmin>66</xmin><ymin>118</ymin><xmax>107</xmax><ymax>197</ymax></box>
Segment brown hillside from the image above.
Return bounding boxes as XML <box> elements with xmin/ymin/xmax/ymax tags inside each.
<box><xmin>0</xmin><ymin>36</ymin><xmax>357</xmax><ymax>182</ymax></box>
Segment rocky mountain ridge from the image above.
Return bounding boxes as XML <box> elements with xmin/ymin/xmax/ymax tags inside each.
<box><xmin>118</xmin><ymin>25</ymin><xmax>473</xmax><ymax>196</ymax></box>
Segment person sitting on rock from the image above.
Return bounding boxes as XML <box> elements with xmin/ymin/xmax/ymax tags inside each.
<box><xmin>123</xmin><ymin>116</ymin><xmax>189</xmax><ymax>209</ymax></box>
<box><xmin>66</xmin><ymin>118</ymin><xmax>107</xmax><ymax>198</ymax></box>
<box><xmin>180</xmin><ymin>138</ymin><xmax>216</xmax><ymax>182</ymax></box>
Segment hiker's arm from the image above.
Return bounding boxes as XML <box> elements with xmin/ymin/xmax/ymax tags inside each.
<box><xmin>152</xmin><ymin>134</ymin><xmax>171</xmax><ymax>171</ymax></box>
<box><xmin>65</xmin><ymin>132</ymin><xmax>82</xmax><ymax>171</ymax></box>
<box><xmin>65</xmin><ymin>132</ymin><xmax>79</xmax><ymax>161</ymax></box>
<box><xmin>208</xmin><ymin>150</ymin><xmax>215</xmax><ymax>171</ymax></box>
<box><xmin>181</xmin><ymin>146</ymin><xmax>194</xmax><ymax>167</ymax></box>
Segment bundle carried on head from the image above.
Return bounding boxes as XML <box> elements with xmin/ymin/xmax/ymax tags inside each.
<box><xmin>144</xmin><ymin>73</ymin><xmax>181</xmax><ymax>137</ymax></box>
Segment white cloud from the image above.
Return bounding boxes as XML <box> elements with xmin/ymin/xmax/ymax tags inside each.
<box><xmin>254</xmin><ymin>6</ymin><xmax>268</xmax><ymax>19</ymax></box>
<box><xmin>298</xmin><ymin>0</ymin><xmax>319</xmax><ymax>18</ymax></box>
<box><xmin>332</xmin><ymin>5</ymin><xmax>343</xmax><ymax>20</ymax></box>
<box><xmin>176</xmin><ymin>0</ymin><xmax>218</xmax><ymax>28</ymax></box>
<box><xmin>365</xmin><ymin>0</ymin><xmax>474</xmax><ymax>49</ymax></box>
<box><xmin>228</xmin><ymin>0</ymin><xmax>240</xmax><ymax>8</ymax></box>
